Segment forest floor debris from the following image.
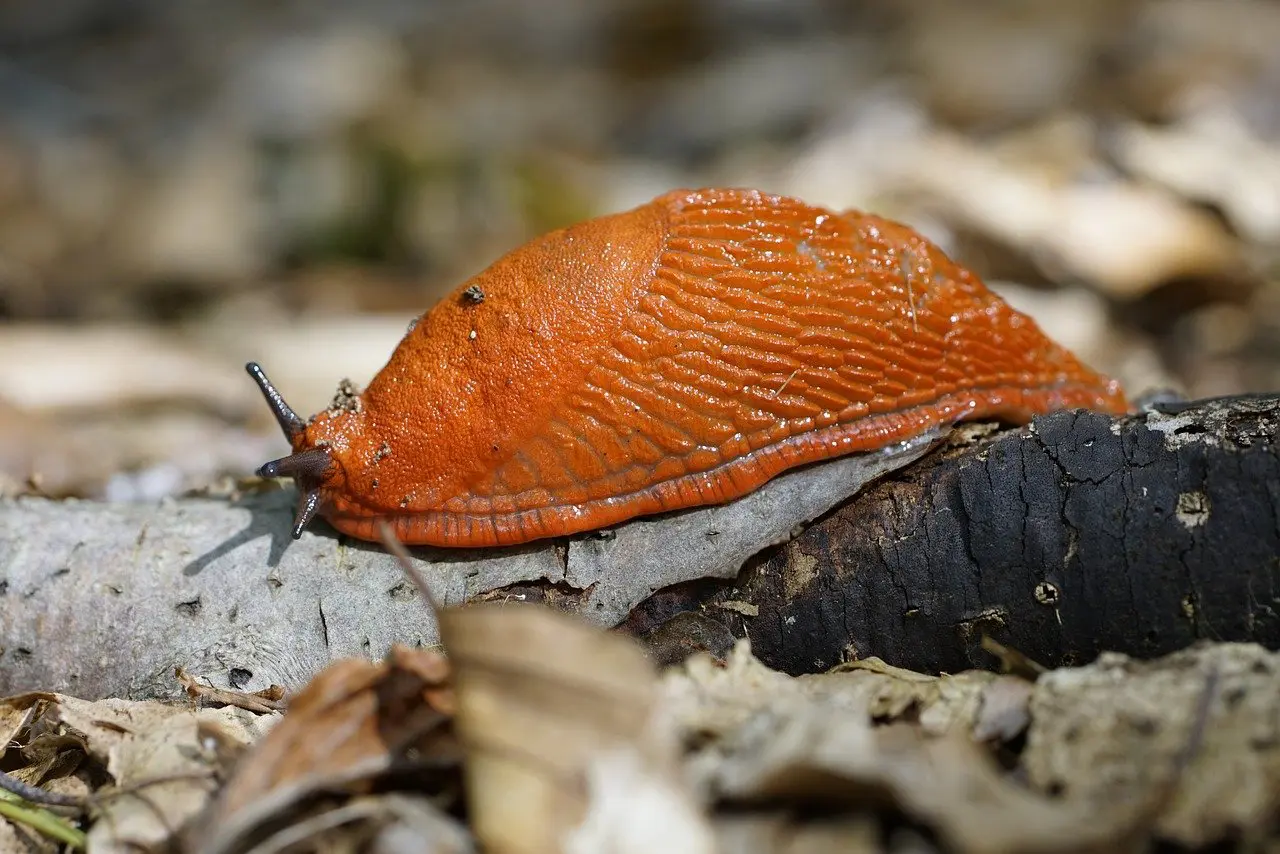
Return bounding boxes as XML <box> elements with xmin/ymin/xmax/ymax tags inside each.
<box><xmin>3</xmin><ymin>601</ymin><xmax>1276</xmax><ymax>853</ymax></box>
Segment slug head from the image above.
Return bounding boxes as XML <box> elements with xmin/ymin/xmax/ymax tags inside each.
<box><xmin>246</xmin><ymin>362</ymin><xmax>341</xmax><ymax>538</ymax></box>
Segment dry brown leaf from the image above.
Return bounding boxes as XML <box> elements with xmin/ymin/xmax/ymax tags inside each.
<box><xmin>9</xmin><ymin>732</ymin><xmax>88</xmax><ymax>795</ymax></box>
<box><xmin>665</xmin><ymin>643</ymin><xmax>1132</xmax><ymax>854</ymax></box>
<box><xmin>701</xmin><ymin>712</ymin><xmax>1128</xmax><ymax>854</ymax></box>
<box><xmin>905</xmin><ymin>126</ymin><xmax>1240</xmax><ymax>298</ymax></box>
<box><xmin>0</xmin><ymin>693</ymin><xmax>93</xmax><ymax>811</ymax></box>
<box><xmin>359</xmin><ymin>793</ymin><xmax>475</xmax><ymax>854</ymax></box>
<box><xmin>1</xmin><ymin>691</ymin><xmax>278</xmax><ymax>852</ymax></box>
<box><xmin>0</xmin><ymin>693</ymin><xmax>92</xmax><ymax>823</ymax></box>
<box><xmin>0</xmin><ymin>692</ymin><xmax>54</xmax><ymax>762</ymax></box>
<box><xmin>53</xmin><ymin>696</ymin><xmax>275</xmax><ymax>854</ymax></box>
<box><xmin>972</xmin><ymin>677</ymin><xmax>1034</xmax><ymax>744</ymax></box>
<box><xmin>714</xmin><ymin>813</ymin><xmax>882</xmax><ymax>854</ymax></box>
<box><xmin>53</xmin><ymin>694</ymin><xmax>253</xmax><ymax>765</ymax></box>
<box><xmin>210</xmin><ymin>793</ymin><xmax>474</xmax><ymax>854</ymax></box>
<box><xmin>3</xmin><ymin>688</ymin><xmax>271</xmax><ymax>847</ymax></box>
<box><xmin>439</xmin><ymin>601</ymin><xmax>716</xmax><ymax>854</ymax></box>
<box><xmin>661</xmin><ymin>639</ymin><xmax>799</xmax><ymax>739</ymax></box>
<box><xmin>819</xmin><ymin>657</ymin><xmax>995</xmax><ymax>735</ymax></box>
<box><xmin>1114</xmin><ymin>105</ymin><xmax>1280</xmax><ymax>244</ymax></box>
<box><xmin>669</xmin><ymin>644</ymin><xmax>1019</xmax><ymax>743</ymax></box>
<box><xmin>1022</xmin><ymin>644</ymin><xmax>1280</xmax><ymax>847</ymax></box>
<box><xmin>191</xmin><ymin>644</ymin><xmax>458</xmax><ymax>854</ymax></box>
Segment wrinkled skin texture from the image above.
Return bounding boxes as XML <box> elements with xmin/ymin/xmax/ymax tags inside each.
<box><xmin>267</xmin><ymin>188</ymin><xmax>1128</xmax><ymax>547</ymax></box>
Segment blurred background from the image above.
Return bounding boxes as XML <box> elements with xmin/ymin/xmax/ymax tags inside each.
<box><xmin>0</xmin><ymin>0</ymin><xmax>1277</xmax><ymax>504</ymax></box>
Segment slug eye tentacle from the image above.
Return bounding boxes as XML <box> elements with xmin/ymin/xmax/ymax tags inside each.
<box><xmin>245</xmin><ymin>362</ymin><xmax>305</xmax><ymax>443</ymax></box>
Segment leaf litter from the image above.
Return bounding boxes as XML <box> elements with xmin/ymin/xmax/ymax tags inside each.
<box><xmin>1</xmin><ymin>539</ymin><xmax>1277</xmax><ymax>853</ymax></box>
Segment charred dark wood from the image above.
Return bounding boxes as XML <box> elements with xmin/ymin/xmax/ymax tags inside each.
<box><xmin>624</xmin><ymin>394</ymin><xmax>1280</xmax><ymax>675</ymax></box>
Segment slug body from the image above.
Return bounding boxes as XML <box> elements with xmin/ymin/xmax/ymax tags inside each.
<box><xmin>250</xmin><ymin>188</ymin><xmax>1128</xmax><ymax>547</ymax></box>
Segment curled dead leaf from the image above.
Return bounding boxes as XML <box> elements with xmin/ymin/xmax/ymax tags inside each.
<box><xmin>439</xmin><ymin>601</ymin><xmax>717</xmax><ymax>854</ymax></box>
<box><xmin>191</xmin><ymin>644</ymin><xmax>457</xmax><ymax>854</ymax></box>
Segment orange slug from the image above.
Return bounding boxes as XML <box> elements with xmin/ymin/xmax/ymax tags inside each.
<box><xmin>248</xmin><ymin>187</ymin><xmax>1128</xmax><ymax>548</ymax></box>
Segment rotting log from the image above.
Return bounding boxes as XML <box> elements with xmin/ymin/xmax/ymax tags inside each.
<box><xmin>623</xmin><ymin>393</ymin><xmax>1280</xmax><ymax>674</ymax></box>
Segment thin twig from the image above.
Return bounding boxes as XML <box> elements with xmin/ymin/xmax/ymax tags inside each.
<box><xmin>0</xmin><ymin>769</ymin><xmax>84</xmax><ymax>809</ymax></box>
<box><xmin>377</xmin><ymin>521</ymin><xmax>442</xmax><ymax>615</ymax></box>
<box><xmin>175</xmin><ymin>667</ymin><xmax>287</xmax><ymax>714</ymax></box>
<box><xmin>981</xmin><ymin>634</ymin><xmax>1048</xmax><ymax>678</ymax></box>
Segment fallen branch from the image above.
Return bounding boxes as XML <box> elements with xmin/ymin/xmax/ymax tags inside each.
<box><xmin>3</xmin><ymin>395</ymin><xmax>1275</xmax><ymax>698</ymax></box>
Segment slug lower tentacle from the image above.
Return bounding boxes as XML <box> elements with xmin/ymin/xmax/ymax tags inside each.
<box><xmin>248</xmin><ymin>187</ymin><xmax>1129</xmax><ymax>547</ymax></box>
